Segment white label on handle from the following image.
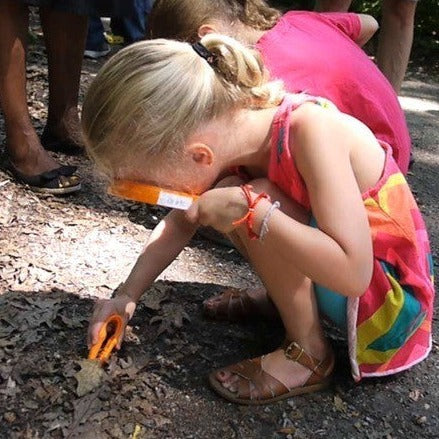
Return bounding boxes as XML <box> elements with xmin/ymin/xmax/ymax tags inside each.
<box><xmin>157</xmin><ymin>191</ymin><xmax>193</xmax><ymax>210</ymax></box>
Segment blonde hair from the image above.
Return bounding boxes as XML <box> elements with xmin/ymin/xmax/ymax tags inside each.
<box><xmin>82</xmin><ymin>34</ymin><xmax>284</xmax><ymax>177</ymax></box>
<box><xmin>149</xmin><ymin>0</ymin><xmax>281</xmax><ymax>41</ymax></box>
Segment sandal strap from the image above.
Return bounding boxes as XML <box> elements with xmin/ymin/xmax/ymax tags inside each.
<box><xmin>282</xmin><ymin>340</ymin><xmax>333</xmax><ymax>381</ymax></box>
<box><xmin>225</xmin><ymin>357</ymin><xmax>289</xmax><ymax>400</ymax></box>
<box><xmin>40</xmin><ymin>165</ymin><xmax>78</xmax><ymax>181</ymax></box>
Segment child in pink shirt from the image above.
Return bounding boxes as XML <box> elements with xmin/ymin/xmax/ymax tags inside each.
<box><xmin>150</xmin><ymin>1</ymin><xmax>412</xmax><ymax>174</ymax></box>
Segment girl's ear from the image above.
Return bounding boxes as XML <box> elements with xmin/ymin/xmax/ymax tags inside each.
<box><xmin>198</xmin><ymin>24</ymin><xmax>217</xmax><ymax>38</ymax></box>
<box><xmin>188</xmin><ymin>143</ymin><xmax>214</xmax><ymax>166</ymax></box>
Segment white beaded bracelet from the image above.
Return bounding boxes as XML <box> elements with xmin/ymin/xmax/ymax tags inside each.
<box><xmin>259</xmin><ymin>201</ymin><xmax>280</xmax><ymax>241</ymax></box>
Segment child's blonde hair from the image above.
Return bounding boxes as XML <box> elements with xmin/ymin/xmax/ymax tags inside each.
<box><xmin>82</xmin><ymin>34</ymin><xmax>284</xmax><ymax>178</ymax></box>
<box><xmin>149</xmin><ymin>0</ymin><xmax>281</xmax><ymax>41</ymax></box>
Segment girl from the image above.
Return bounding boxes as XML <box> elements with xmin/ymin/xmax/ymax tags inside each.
<box><xmin>149</xmin><ymin>0</ymin><xmax>412</xmax><ymax>174</ymax></box>
<box><xmin>82</xmin><ymin>35</ymin><xmax>434</xmax><ymax>405</ymax></box>
<box><xmin>149</xmin><ymin>0</ymin><xmax>416</xmax><ymax>322</ymax></box>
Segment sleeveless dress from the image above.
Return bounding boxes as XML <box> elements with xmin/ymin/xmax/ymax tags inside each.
<box><xmin>268</xmin><ymin>95</ymin><xmax>434</xmax><ymax>381</ymax></box>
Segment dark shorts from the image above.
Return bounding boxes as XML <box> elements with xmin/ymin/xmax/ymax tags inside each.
<box><xmin>15</xmin><ymin>0</ymin><xmax>134</xmax><ymax>16</ymax></box>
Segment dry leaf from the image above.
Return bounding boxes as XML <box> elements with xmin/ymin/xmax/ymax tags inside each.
<box><xmin>131</xmin><ymin>424</ymin><xmax>143</xmax><ymax>439</ymax></box>
<box><xmin>59</xmin><ymin>313</ymin><xmax>85</xmax><ymax>329</ymax></box>
<box><xmin>74</xmin><ymin>359</ymin><xmax>105</xmax><ymax>397</ymax></box>
<box><xmin>150</xmin><ymin>303</ymin><xmax>190</xmax><ymax>335</ymax></box>
<box><xmin>142</xmin><ymin>284</ymin><xmax>170</xmax><ymax>311</ymax></box>
<box><xmin>154</xmin><ymin>414</ymin><xmax>171</xmax><ymax>428</ymax></box>
<box><xmin>278</xmin><ymin>427</ymin><xmax>296</xmax><ymax>435</ymax></box>
<box><xmin>333</xmin><ymin>394</ymin><xmax>347</xmax><ymax>413</ymax></box>
<box><xmin>409</xmin><ymin>389</ymin><xmax>422</xmax><ymax>401</ymax></box>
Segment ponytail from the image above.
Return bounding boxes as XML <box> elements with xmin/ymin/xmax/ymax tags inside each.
<box><xmin>201</xmin><ymin>33</ymin><xmax>284</xmax><ymax>108</ymax></box>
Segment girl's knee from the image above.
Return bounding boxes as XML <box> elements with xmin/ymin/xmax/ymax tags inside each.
<box><xmin>214</xmin><ymin>175</ymin><xmax>245</xmax><ymax>188</ymax></box>
<box><xmin>249</xmin><ymin>178</ymin><xmax>279</xmax><ymax>195</ymax></box>
<box><xmin>249</xmin><ymin>178</ymin><xmax>309</xmax><ymax>224</ymax></box>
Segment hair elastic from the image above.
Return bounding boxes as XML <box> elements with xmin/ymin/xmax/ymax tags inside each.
<box><xmin>192</xmin><ymin>42</ymin><xmax>216</xmax><ymax>65</ymax></box>
<box><xmin>232</xmin><ymin>184</ymin><xmax>271</xmax><ymax>240</ymax></box>
<box><xmin>259</xmin><ymin>201</ymin><xmax>280</xmax><ymax>241</ymax></box>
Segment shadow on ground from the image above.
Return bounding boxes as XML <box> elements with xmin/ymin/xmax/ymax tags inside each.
<box><xmin>1</xmin><ymin>284</ymin><xmax>438</xmax><ymax>439</ymax></box>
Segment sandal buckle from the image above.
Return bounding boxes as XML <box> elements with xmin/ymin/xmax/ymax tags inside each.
<box><xmin>284</xmin><ymin>341</ymin><xmax>304</xmax><ymax>362</ymax></box>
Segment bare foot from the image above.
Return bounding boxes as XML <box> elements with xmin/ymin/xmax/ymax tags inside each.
<box><xmin>7</xmin><ymin>128</ymin><xmax>61</xmax><ymax>176</ymax></box>
<box><xmin>203</xmin><ymin>287</ymin><xmax>279</xmax><ymax>322</ymax></box>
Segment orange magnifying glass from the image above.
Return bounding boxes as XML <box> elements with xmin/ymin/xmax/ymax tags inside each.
<box><xmin>108</xmin><ymin>180</ymin><xmax>198</xmax><ymax>210</ymax></box>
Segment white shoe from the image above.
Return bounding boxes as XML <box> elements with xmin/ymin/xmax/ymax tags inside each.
<box><xmin>84</xmin><ymin>45</ymin><xmax>111</xmax><ymax>59</ymax></box>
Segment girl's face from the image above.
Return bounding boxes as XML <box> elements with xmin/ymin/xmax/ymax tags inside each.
<box><xmin>118</xmin><ymin>144</ymin><xmax>221</xmax><ymax>196</ymax></box>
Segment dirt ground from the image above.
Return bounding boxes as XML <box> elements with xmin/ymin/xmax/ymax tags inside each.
<box><xmin>0</xmin><ymin>15</ymin><xmax>438</xmax><ymax>439</ymax></box>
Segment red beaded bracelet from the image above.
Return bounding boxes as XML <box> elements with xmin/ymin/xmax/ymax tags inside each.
<box><xmin>232</xmin><ymin>184</ymin><xmax>271</xmax><ymax>240</ymax></box>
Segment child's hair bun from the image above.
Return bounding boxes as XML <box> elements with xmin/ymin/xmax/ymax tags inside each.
<box><xmin>201</xmin><ymin>33</ymin><xmax>264</xmax><ymax>89</ymax></box>
<box><xmin>201</xmin><ymin>33</ymin><xmax>284</xmax><ymax>108</ymax></box>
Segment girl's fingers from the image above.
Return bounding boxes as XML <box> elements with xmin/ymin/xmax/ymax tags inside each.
<box><xmin>115</xmin><ymin>324</ymin><xmax>126</xmax><ymax>350</ymax></box>
<box><xmin>88</xmin><ymin>320</ymin><xmax>105</xmax><ymax>347</ymax></box>
<box><xmin>87</xmin><ymin>301</ymin><xmax>106</xmax><ymax>347</ymax></box>
<box><xmin>88</xmin><ymin>297</ymin><xmax>134</xmax><ymax>350</ymax></box>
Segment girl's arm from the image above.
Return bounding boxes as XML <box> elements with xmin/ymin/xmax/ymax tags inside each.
<box><xmin>254</xmin><ymin>104</ymin><xmax>375</xmax><ymax>297</ymax></box>
<box><xmin>88</xmin><ymin>209</ymin><xmax>198</xmax><ymax>347</ymax></box>
<box><xmin>321</xmin><ymin>12</ymin><xmax>378</xmax><ymax>47</ymax></box>
<box><xmin>117</xmin><ymin>209</ymin><xmax>198</xmax><ymax>302</ymax></box>
<box><xmin>356</xmin><ymin>14</ymin><xmax>379</xmax><ymax>46</ymax></box>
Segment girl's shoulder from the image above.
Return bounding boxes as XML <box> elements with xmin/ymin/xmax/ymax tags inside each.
<box><xmin>288</xmin><ymin>99</ymin><xmax>339</xmax><ymax>149</ymax></box>
<box><xmin>287</xmin><ymin>95</ymin><xmax>367</xmax><ymax>153</ymax></box>
<box><xmin>285</xmin><ymin>96</ymin><xmax>373</xmax><ymax>170</ymax></box>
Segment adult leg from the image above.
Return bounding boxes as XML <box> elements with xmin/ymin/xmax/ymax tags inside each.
<box><xmin>0</xmin><ymin>0</ymin><xmax>60</xmax><ymax>176</ymax></box>
<box><xmin>377</xmin><ymin>0</ymin><xmax>417</xmax><ymax>93</ymax></box>
<box><xmin>39</xmin><ymin>7</ymin><xmax>88</xmax><ymax>149</ymax></box>
<box><xmin>84</xmin><ymin>16</ymin><xmax>109</xmax><ymax>58</ymax></box>
<box><xmin>314</xmin><ymin>0</ymin><xmax>352</xmax><ymax>12</ymax></box>
<box><xmin>212</xmin><ymin>181</ymin><xmax>334</xmax><ymax>400</ymax></box>
<box><xmin>111</xmin><ymin>0</ymin><xmax>149</xmax><ymax>44</ymax></box>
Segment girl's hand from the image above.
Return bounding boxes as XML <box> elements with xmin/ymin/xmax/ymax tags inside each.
<box><xmin>87</xmin><ymin>294</ymin><xmax>137</xmax><ymax>350</ymax></box>
<box><xmin>186</xmin><ymin>186</ymin><xmax>249</xmax><ymax>233</ymax></box>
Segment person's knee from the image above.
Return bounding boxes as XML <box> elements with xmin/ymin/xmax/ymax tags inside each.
<box><xmin>249</xmin><ymin>178</ymin><xmax>310</xmax><ymax>224</ymax></box>
<box><xmin>248</xmin><ymin>178</ymin><xmax>279</xmax><ymax>196</ymax></box>
<box><xmin>214</xmin><ymin>175</ymin><xmax>245</xmax><ymax>189</ymax></box>
<box><xmin>215</xmin><ymin>176</ymin><xmax>283</xmax><ymax>199</ymax></box>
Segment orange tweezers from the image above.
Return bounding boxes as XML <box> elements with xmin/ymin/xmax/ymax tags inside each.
<box><xmin>88</xmin><ymin>314</ymin><xmax>124</xmax><ymax>364</ymax></box>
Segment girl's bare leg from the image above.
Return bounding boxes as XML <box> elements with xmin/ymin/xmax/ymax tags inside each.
<box><xmin>204</xmin><ymin>176</ymin><xmax>278</xmax><ymax>320</ymax></box>
<box><xmin>215</xmin><ymin>180</ymin><xmax>333</xmax><ymax>393</ymax></box>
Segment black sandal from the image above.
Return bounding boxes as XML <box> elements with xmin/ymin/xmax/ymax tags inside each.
<box><xmin>8</xmin><ymin>162</ymin><xmax>81</xmax><ymax>195</ymax></box>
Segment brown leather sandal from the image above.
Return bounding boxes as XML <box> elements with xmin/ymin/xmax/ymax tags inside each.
<box><xmin>203</xmin><ymin>288</ymin><xmax>278</xmax><ymax>322</ymax></box>
<box><xmin>208</xmin><ymin>341</ymin><xmax>334</xmax><ymax>405</ymax></box>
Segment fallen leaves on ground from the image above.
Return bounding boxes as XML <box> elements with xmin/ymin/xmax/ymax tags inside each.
<box><xmin>74</xmin><ymin>359</ymin><xmax>106</xmax><ymax>397</ymax></box>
